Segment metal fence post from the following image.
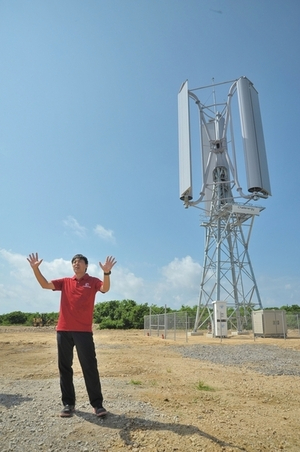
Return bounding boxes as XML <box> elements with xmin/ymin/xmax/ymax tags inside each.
<box><xmin>185</xmin><ymin>312</ymin><xmax>188</xmax><ymax>343</ymax></box>
<box><xmin>282</xmin><ymin>310</ymin><xmax>286</xmax><ymax>340</ymax></box>
<box><xmin>164</xmin><ymin>305</ymin><xmax>167</xmax><ymax>339</ymax></box>
<box><xmin>174</xmin><ymin>312</ymin><xmax>176</xmax><ymax>341</ymax></box>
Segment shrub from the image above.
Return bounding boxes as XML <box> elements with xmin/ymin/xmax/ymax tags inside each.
<box><xmin>4</xmin><ymin>311</ymin><xmax>28</xmax><ymax>325</ymax></box>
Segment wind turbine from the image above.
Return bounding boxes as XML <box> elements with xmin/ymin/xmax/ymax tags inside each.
<box><xmin>178</xmin><ymin>77</ymin><xmax>271</xmax><ymax>335</ymax></box>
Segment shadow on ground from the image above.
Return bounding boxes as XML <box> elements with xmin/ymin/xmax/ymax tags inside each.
<box><xmin>75</xmin><ymin>409</ymin><xmax>247</xmax><ymax>451</ymax></box>
<box><xmin>0</xmin><ymin>393</ymin><xmax>33</xmax><ymax>408</ymax></box>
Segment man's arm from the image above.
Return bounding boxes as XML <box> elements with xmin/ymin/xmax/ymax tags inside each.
<box><xmin>27</xmin><ymin>253</ymin><xmax>55</xmax><ymax>290</ymax></box>
<box><xmin>99</xmin><ymin>255</ymin><xmax>117</xmax><ymax>293</ymax></box>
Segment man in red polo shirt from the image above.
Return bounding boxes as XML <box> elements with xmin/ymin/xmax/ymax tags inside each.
<box><xmin>27</xmin><ymin>252</ymin><xmax>116</xmax><ymax>418</ymax></box>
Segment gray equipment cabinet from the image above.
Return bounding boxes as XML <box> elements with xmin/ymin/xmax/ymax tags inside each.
<box><xmin>252</xmin><ymin>310</ymin><xmax>287</xmax><ymax>338</ymax></box>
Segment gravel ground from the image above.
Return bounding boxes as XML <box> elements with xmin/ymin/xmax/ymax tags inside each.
<box><xmin>0</xmin><ymin>376</ymin><xmax>170</xmax><ymax>452</ymax></box>
<box><xmin>171</xmin><ymin>343</ymin><xmax>300</xmax><ymax>376</ymax></box>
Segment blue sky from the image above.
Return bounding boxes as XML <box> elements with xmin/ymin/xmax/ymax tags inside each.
<box><xmin>0</xmin><ymin>0</ymin><xmax>299</xmax><ymax>314</ymax></box>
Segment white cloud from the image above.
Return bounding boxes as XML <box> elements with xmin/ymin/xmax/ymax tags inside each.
<box><xmin>257</xmin><ymin>275</ymin><xmax>300</xmax><ymax>308</ymax></box>
<box><xmin>62</xmin><ymin>217</ymin><xmax>115</xmax><ymax>243</ymax></box>
<box><xmin>103</xmin><ymin>266</ymin><xmax>145</xmax><ymax>301</ymax></box>
<box><xmin>152</xmin><ymin>256</ymin><xmax>202</xmax><ymax>309</ymax></box>
<box><xmin>0</xmin><ymin>250</ymin><xmax>298</xmax><ymax>315</ymax></box>
<box><xmin>0</xmin><ymin>249</ymin><xmax>63</xmax><ymax>313</ymax></box>
<box><xmin>63</xmin><ymin>216</ymin><xmax>87</xmax><ymax>238</ymax></box>
<box><xmin>99</xmin><ymin>256</ymin><xmax>203</xmax><ymax>310</ymax></box>
<box><xmin>161</xmin><ymin>256</ymin><xmax>202</xmax><ymax>289</ymax></box>
<box><xmin>94</xmin><ymin>224</ymin><xmax>115</xmax><ymax>243</ymax></box>
<box><xmin>0</xmin><ymin>250</ymin><xmax>147</xmax><ymax>314</ymax></box>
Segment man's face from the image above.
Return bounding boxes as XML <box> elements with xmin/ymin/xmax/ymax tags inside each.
<box><xmin>72</xmin><ymin>258</ymin><xmax>88</xmax><ymax>274</ymax></box>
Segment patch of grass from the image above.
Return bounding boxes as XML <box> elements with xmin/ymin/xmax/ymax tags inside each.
<box><xmin>195</xmin><ymin>380</ymin><xmax>215</xmax><ymax>392</ymax></box>
<box><xmin>129</xmin><ymin>379</ymin><xmax>142</xmax><ymax>386</ymax></box>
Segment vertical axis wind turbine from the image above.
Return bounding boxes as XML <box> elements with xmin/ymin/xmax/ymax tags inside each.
<box><xmin>178</xmin><ymin>77</ymin><xmax>271</xmax><ymax>333</ymax></box>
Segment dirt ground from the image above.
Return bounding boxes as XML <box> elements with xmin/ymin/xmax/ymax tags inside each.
<box><xmin>1</xmin><ymin>326</ymin><xmax>300</xmax><ymax>452</ymax></box>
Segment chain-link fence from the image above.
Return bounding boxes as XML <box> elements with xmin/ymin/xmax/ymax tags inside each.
<box><xmin>144</xmin><ymin>311</ymin><xmax>300</xmax><ymax>341</ymax></box>
<box><xmin>144</xmin><ymin>312</ymin><xmax>195</xmax><ymax>342</ymax></box>
<box><xmin>286</xmin><ymin>314</ymin><xmax>300</xmax><ymax>336</ymax></box>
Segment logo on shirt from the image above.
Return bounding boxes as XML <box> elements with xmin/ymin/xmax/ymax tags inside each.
<box><xmin>83</xmin><ymin>283</ymin><xmax>91</xmax><ymax>289</ymax></box>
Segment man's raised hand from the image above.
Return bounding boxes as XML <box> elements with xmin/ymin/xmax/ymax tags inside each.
<box><xmin>99</xmin><ymin>256</ymin><xmax>117</xmax><ymax>273</ymax></box>
<box><xmin>27</xmin><ymin>253</ymin><xmax>43</xmax><ymax>269</ymax></box>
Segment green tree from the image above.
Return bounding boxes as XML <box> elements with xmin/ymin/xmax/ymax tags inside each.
<box><xmin>4</xmin><ymin>311</ymin><xmax>28</xmax><ymax>324</ymax></box>
<box><xmin>178</xmin><ymin>304</ymin><xmax>198</xmax><ymax>316</ymax></box>
<box><xmin>148</xmin><ymin>304</ymin><xmax>172</xmax><ymax>315</ymax></box>
<box><xmin>94</xmin><ymin>299</ymin><xmax>151</xmax><ymax>329</ymax></box>
<box><xmin>280</xmin><ymin>304</ymin><xmax>300</xmax><ymax>313</ymax></box>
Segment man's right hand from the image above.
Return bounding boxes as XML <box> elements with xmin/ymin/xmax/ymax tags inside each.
<box><xmin>27</xmin><ymin>253</ymin><xmax>43</xmax><ymax>269</ymax></box>
<box><xmin>27</xmin><ymin>253</ymin><xmax>54</xmax><ymax>289</ymax></box>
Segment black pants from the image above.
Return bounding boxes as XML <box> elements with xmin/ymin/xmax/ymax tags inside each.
<box><xmin>57</xmin><ymin>331</ymin><xmax>103</xmax><ymax>408</ymax></box>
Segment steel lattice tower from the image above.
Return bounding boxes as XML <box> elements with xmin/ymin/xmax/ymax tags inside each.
<box><xmin>178</xmin><ymin>77</ymin><xmax>271</xmax><ymax>335</ymax></box>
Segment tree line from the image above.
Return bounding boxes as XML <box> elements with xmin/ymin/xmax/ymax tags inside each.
<box><xmin>0</xmin><ymin>300</ymin><xmax>299</xmax><ymax>329</ymax></box>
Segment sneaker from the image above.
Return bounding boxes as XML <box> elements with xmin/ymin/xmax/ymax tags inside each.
<box><xmin>94</xmin><ymin>406</ymin><xmax>108</xmax><ymax>417</ymax></box>
<box><xmin>60</xmin><ymin>404</ymin><xmax>75</xmax><ymax>417</ymax></box>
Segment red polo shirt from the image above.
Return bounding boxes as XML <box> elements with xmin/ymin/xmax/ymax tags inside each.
<box><xmin>52</xmin><ymin>273</ymin><xmax>103</xmax><ymax>332</ymax></box>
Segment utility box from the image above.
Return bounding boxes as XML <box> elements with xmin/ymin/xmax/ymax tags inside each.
<box><xmin>252</xmin><ymin>310</ymin><xmax>287</xmax><ymax>337</ymax></box>
<box><xmin>212</xmin><ymin>301</ymin><xmax>227</xmax><ymax>337</ymax></box>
